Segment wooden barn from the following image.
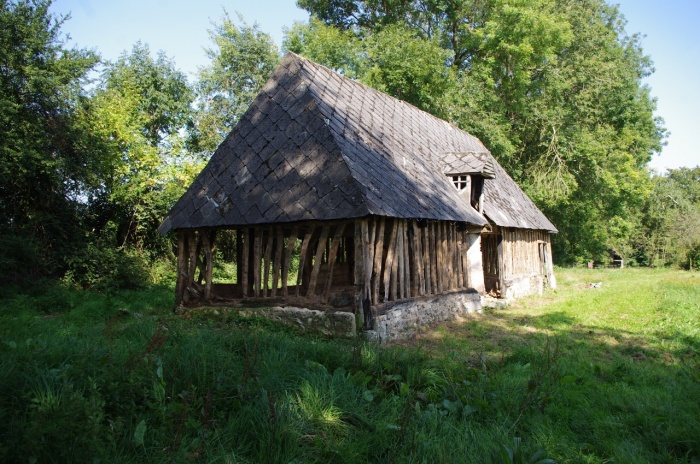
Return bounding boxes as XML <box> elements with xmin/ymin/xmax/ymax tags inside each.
<box><xmin>159</xmin><ymin>53</ymin><xmax>556</xmax><ymax>339</ymax></box>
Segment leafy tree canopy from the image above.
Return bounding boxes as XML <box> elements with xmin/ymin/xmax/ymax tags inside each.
<box><xmin>0</xmin><ymin>0</ymin><xmax>99</xmax><ymax>277</ymax></box>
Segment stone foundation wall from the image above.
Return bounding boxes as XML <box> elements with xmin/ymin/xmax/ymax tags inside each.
<box><xmin>371</xmin><ymin>291</ymin><xmax>482</xmax><ymax>342</ymax></box>
<box><xmin>503</xmin><ymin>274</ymin><xmax>543</xmax><ymax>299</ymax></box>
<box><xmin>236</xmin><ymin>306</ymin><xmax>357</xmax><ymax>339</ymax></box>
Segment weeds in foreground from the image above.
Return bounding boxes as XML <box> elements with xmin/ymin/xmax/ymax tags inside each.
<box><xmin>0</xmin><ymin>267</ymin><xmax>698</xmax><ymax>463</ymax></box>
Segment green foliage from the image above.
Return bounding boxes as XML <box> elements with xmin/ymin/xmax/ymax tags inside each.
<box><xmin>191</xmin><ymin>11</ymin><xmax>281</xmax><ymax>154</ymax></box>
<box><xmin>90</xmin><ymin>42</ymin><xmax>198</xmax><ymax>253</ymax></box>
<box><xmin>635</xmin><ymin>167</ymin><xmax>700</xmax><ymax>268</ymax></box>
<box><xmin>63</xmin><ymin>243</ymin><xmax>150</xmax><ymax>291</ymax></box>
<box><xmin>0</xmin><ymin>0</ymin><xmax>99</xmax><ymax>277</ymax></box>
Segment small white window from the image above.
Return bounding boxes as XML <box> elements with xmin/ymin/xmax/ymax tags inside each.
<box><xmin>452</xmin><ymin>174</ymin><xmax>468</xmax><ymax>191</ymax></box>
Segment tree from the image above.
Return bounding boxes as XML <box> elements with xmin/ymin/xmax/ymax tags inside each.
<box><xmin>0</xmin><ymin>0</ymin><xmax>99</xmax><ymax>280</ymax></box>
<box><xmin>90</xmin><ymin>42</ymin><xmax>196</xmax><ymax>253</ymax></box>
<box><xmin>636</xmin><ymin>168</ymin><xmax>700</xmax><ymax>269</ymax></box>
<box><xmin>191</xmin><ymin>11</ymin><xmax>280</xmax><ymax>154</ymax></box>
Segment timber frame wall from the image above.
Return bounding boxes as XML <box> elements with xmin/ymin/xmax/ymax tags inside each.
<box><xmin>174</xmin><ymin>216</ymin><xmax>482</xmax><ymax>330</ymax></box>
<box><xmin>481</xmin><ymin>225</ymin><xmax>556</xmax><ymax>296</ymax></box>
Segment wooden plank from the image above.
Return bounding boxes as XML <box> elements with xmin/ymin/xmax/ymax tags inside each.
<box><xmin>353</xmin><ymin>220</ymin><xmax>366</xmax><ymax>331</ymax></box>
<box><xmin>428</xmin><ymin>222</ymin><xmax>440</xmax><ymax>295</ymax></box>
<box><xmin>253</xmin><ymin>228</ymin><xmax>262</xmax><ymax>298</ymax></box>
<box><xmin>390</xmin><ymin>221</ymin><xmax>399</xmax><ymax>301</ymax></box>
<box><xmin>434</xmin><ymin>222</ymin><xmax>442</xmax><ymax>293</ymax></box>
<box><xmin>296</xmin><ymin>225</ymin><xmax>315</xmax><ymax>297</ymax></box>
<box><xmin>364</xmin><ymin>218</ymin><xmax>376</xmax><ymax>305</ymax></box>
<box><xmin>324</xmin><ymin>222</ymin><xmax>347</xmax><ymax>299</ymax></box>
<box><xmin>447</xmin><ymin>225</ymin><xmax>453</xmax><ymax>290</ymax></box>
<box><xmin>383</xmin><ymin>219</ymin><xmax>398</xmax><ymax>302</ymax></box>
<box><xmin>307</xmin><ymin>225</ymin><xmax>330</xmax><ymax>297</ymax></box>
<box><xmin>422</xmin><ymin>225</ymin><xmax>431</xmax><ymax>295</ymax></box>
<box><xmin>262</xmin><ymin>228</ymin><xmax>273</xmax><ymax>297</ymax></box>
<box><xmin>201</xmin><ymin>232</ymin><xmax>213</xmax><ymax>300</ymax></box>
<box><xmin>282</xmin><ymin>226</ymin><xmax>298</xmax><ymax>298</ymax></box>
<box><xmin>412</xmin><ymin>221</ymin><xmax>424</xmax><ymax>296</ymax></box>
<box><xmin>396</xmin><ymin>220</ymin><xmax>405</xmax><ymax>299</ymax></box>
<box><xmin>271</xmin><ymin>227</ymin><xmax>284</xmax><ymax>297</ymax></box>
<box><xmin>241</xmin><ymin>229</ymin><xmax>249</xmax><ymax>298</ymax></box>
<box><xmin>372</xmin><ymin>217</ymin><xmax>385</xmax><ymax>304</ymax></box>
<box><xmin>187</xmin><ymin>231</ymin><xmax>197</xmax><ymax>295</ymax></box>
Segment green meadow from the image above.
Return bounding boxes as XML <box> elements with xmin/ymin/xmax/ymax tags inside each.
<box><xmin>1</xmin><ymin>268</ymin><xmax>698</xmax><ymax>463</ymax></box>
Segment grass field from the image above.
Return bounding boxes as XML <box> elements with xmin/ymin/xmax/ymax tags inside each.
<box><xmin>1</xmin><ymin>268</ymin><xmax>698</xmax><ymax>463</ymax></box>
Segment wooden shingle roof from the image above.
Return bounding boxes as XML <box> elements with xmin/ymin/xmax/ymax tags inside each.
<box><xmin>159</xmin><ymin>53</ymin><xmax>556</xmax><ymax>234</ymax></box>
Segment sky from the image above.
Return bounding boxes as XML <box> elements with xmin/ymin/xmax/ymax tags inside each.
<box><xmin>50</xmin><ymin>0</ymin><xmax>700</xmax><ymax>173</ymax></box>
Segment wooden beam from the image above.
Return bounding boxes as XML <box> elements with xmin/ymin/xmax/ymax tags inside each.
<box><xmin>323</xmin><ymin>222</ymin><xmax>347</xmax><ymax>299</ymax></box>
<box><xmin>186</xmin><ymin>231</ymin><xmax>197</xmax><ymax>302</ymax></box>
<box><xmin>253</xmin><ymin>228</ymin><xmax>262</xmax><ymax>298</ymax></box>
<box><xmin>372</xmin><ymin>217</ymin><xmax>385</xmax><ymax>304</ymax></box>
<box><xmin>201</xmin><ymin>232</ymin><xmax>213</xmax><ymax>300</ymax></box>
<box><xmin>282</xmin><ymin>226</ymin><xmax>299</xmax><ymax>299</ymax></box>
<box><xmin>307</xmin><ymin>225</ymin><xmax>330</xmax><ymax>298</ymax></box>
<box><xmin>271</xmin><ymin>227</ymin><xmax>284</xmax><ymax>297</ymax></box>
<box><xmin>364</xmin><ymin>218</ymin><xmax>376</xmax><ymax>305</ymax></box>
<box><xmin>353</xmin><ymin>219</ymin><xmax>372</xmax><ymax>332</ymax></box>
<box><xmin>396</xmin><ymin>220</ymin><xmax>405</xmax><ymax>299</ymax></box>
<box><xmin>241</xmin><ymin>229</ymin><xmax>249</xmax><ymax>298</ymax></box>
<box><xmin>423</xmin><ymin>225</ymin><xmax>431</xmax><ymax>295</ymax></box>
<box><xmin>296</xmin><ymin>225</ymin><xmax>315</xmax><ymax>297</ymax></box>
<box><xmin>383</xmin><ymin>219</ymin><xmax>398</xmax><ymax>301</ymax></box>
<box><xmin>412</xmin><ymin>220</ymin><xmax>424</xmax><ymax>296</ymax></box>
<box><xmin>262</xmin><ymin>228</ymin><xmax>273</xmax><ymax>297</ymax></box>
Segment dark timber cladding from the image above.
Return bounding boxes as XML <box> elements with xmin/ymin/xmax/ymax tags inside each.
<box><xmin>159</xmin><ymin>52</ymin><xmax>557</xmax><ymax>324</ymax></box>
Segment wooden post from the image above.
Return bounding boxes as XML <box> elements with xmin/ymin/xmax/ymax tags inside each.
<box><xmin>282</xmin><ymin>227</ymin><xmax>298</xmax><ymax>298</ymax></box>
<box><xmin>423</xmin><ymin>225</ymin><xmax>431</xmax><ymax>295</ymax></box>
<box><xmin>363</xmin><ymin>219</ymin><xmax>375</xmax><ymax>305</ymax></box>
<box><xmin>353</xmin><ymin>219</ymin><xmax>368</xmax><ymax>332</ymax></box>
<box><xmin>383</xmin><ymin>219</ymin><xmax>398</xmax><ymax>301</ymax></box>
<box><xmin>201</xmin><ymin>232</ymin><xmax>213</xmax><ymax>300</ymax></box>
<box><xmin>307</xmin><ymin>225</ymin><xmax>330</xmax><ymax>298</ymax></box>
<box><xmin>262</xmin><ymin>228</ymin><xmax>273</xmax><ymax>297</ymax></box>
<box><xmin>372</xmin><ymin>217</ymin><xmax>385</xmax><ymax>304</ymax></box>
<box><xmin>397</xmin><ymin>220</ymin><xmax>405</xmax><ymax>300</ymax></box>
<box><xmin>187</xmin><ymin>231</ymin><xmax>197</xmax><ymax>300</ymax></box>
<box><xmin>435</xmin><ymin>222</ymin><xmax>444</xmax><ymax>293</ymax></box>
<box><xmin>324</xmin><ymin>223</ymin><xmax>347</xmax><ymax>299</ymax></box>
<box><xmin>296</xmin><ymin>226</ymin><xmax>315</xmax><ymax>297</ymax></box>
<box><xmin>253</xmin><ymin>228</ymin><xmax>262</xmax><ymax>297</ymax></box>
<box><xmin>428</xmin><ymin>222</ymin><xmax>440</xmax><ymax>295</ymax></box>
<box><xmin>272</xmin><ymin>227</ymin><xmax>284</xmax><ymax>297</ymax></box>
<box><xmin>497</xmin><ymin>229</ymin><xmax>505</xmax><ymax>296</ymax></box>
<box><xmin>241</xmin><ymin>229</ymin><xmax>249</xmax><ymax>298</ymax></box>
<box><xmin>412</xmin><ymin>221</ymin><xmax>424</xmax><ymax>296</ymax></box>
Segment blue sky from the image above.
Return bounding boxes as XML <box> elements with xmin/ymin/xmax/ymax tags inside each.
<box><xmin>50</xmin><ymin>0</ymin><xmax>699</xmax><ymax>172</ymax></box>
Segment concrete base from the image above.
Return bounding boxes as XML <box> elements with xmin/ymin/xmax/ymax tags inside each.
<box><xmin>235</xmin><ymin>306</ymin><xmax>357</xmax><ymax>338</ymax></box>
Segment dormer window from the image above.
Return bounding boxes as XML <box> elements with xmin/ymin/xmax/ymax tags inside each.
<box><xmin>452</xmin><ymin>175</ymin><xmax>470</xmax><ymax>192</ymax></box>
<box><xmin>449</xmin><ymin>173</ymin><xmax>484</xmax><ymax>213</ymax></box>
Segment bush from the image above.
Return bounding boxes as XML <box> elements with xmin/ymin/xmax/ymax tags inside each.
<box><xmin>0</xmin><ymin>234</ymin><xmax>47</xmax><ymax>286</ymax></box>
<box><xmin>64</xmin><ymin>244</ymin><xmax>150</xmax><ymax>291</ymax></box>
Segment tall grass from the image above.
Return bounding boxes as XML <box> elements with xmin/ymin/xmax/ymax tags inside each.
<box><xmin>0</xmin><ymin>268</ymin><xmax>698</xmax><ymax>462</ymax></box>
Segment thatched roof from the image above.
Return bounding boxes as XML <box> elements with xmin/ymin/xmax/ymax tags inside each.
<box><xmin>159</xmin><ymin>53</ymin><xmax>556</xmax><ymax>234</ymax></box>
